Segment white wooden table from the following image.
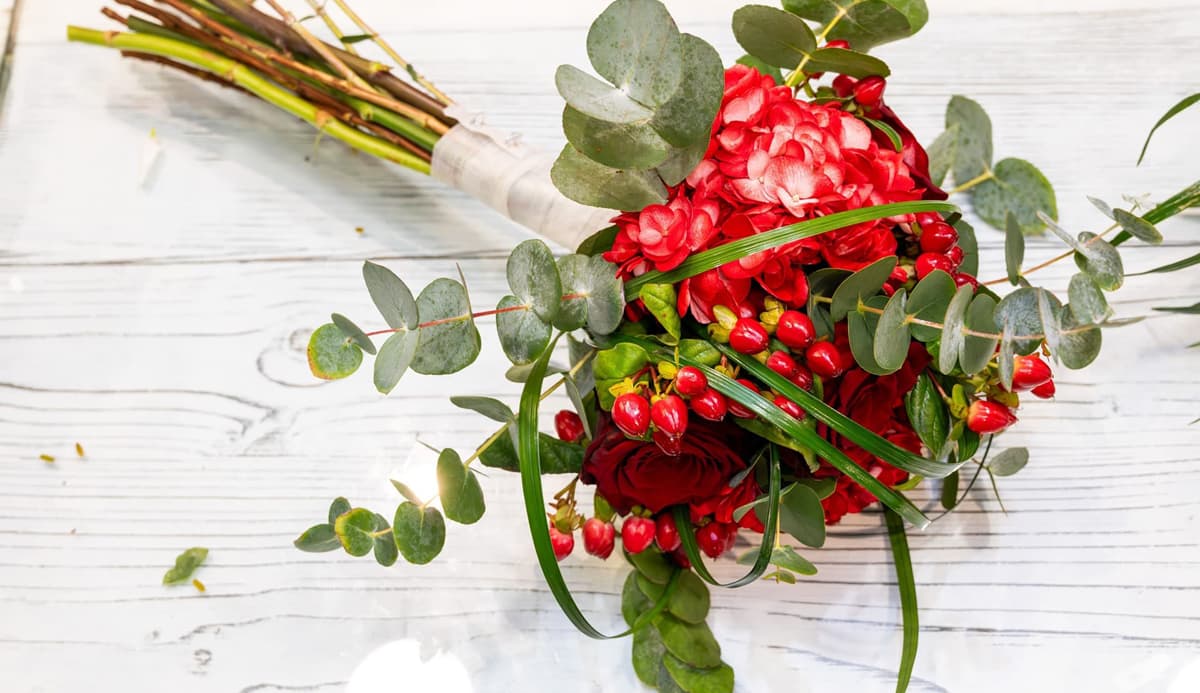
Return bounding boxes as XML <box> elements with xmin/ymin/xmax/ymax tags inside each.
<box><xmin>2</xmin><ymin>1</ymin><xmax>1199</xmax><ymax>691</ymax></box>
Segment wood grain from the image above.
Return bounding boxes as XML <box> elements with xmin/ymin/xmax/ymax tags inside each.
<box><xmin>2</xmin><ymin>1</ymin><xmax>1200</xmax><ymax>692</ymax></box>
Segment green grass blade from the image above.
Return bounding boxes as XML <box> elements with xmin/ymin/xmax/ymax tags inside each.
<box><xmin>1137</xmin><ymin>93</ymin><xmax>1200</xmax><ymax>165</ymax></box>
<box><xmin>1113</xmin><ymin>180</ymin><xmax>1200</xmax><ymax>247</ymax></box>
<box><xmin>1129</xmin><ymin>249</ymin><xmax>1200</xmax><ymax>276</ymax></box>
<box><xmin>885</xmin><ymin>508</ymin><xmax>919</xmax><ymax>693</ymax></box>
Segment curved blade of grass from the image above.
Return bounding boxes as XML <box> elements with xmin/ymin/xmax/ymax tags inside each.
<box><xmin>1112</xmin><ymin>180</ymin><xmax>1200</xmax><ymax>247</ymax></box>
<box><xmin>718</xmin><ymin>343</ymin><xmax>965</xmax><ymax>480</ymax></box>
<box><xmin>1129</xmin><ymin>249</ymin><xmax>1200</xmax><ymax>276</ymax></box>
<box><xmin>885</xmin><ymin>508</ymin><xmax>919</xmax><ymax>693</ymax></box>
<box><xmin>672</xmin><ymin>444</ymin><xmax>781</xmax><ymax>587</ymax></box>
<box><xmin>625</xmin><ymin>201</ymin><xmax>959</xmax><ymax>295</ymax></box>
<box><xmin>1137</xmin><ymin>93</ymin><xmax>1200</xmax><ymax>165</ymax></box>
<box><xmin>518</xmin><ymin>334</ymin><xmax>678</xmax><ymax>638</ymax></box>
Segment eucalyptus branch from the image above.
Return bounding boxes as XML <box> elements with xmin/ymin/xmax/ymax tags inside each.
<box><xmin>949</xmin><ymin>168</ymin><xmax>994</xmax><ymax>194</ymax></box>
<box><xmin>981</xmin><ymin>220</ymin><xmax>1120</xmax><ymax>287</ymax></box>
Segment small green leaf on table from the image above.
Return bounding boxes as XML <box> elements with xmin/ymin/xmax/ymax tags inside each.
<box><xmin>163</xmin><ymin>547</ymin><xmax>208</xmax><ymax>585</ymax></box>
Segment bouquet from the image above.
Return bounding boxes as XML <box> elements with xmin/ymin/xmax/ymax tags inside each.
<box><xmin>68</xmin><ymin>1</ymin><xmax>1200</xmax><ymax>690</ymax></box>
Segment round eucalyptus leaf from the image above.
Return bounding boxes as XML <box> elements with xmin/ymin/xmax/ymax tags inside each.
<box><xmin>988</xmin><ymin>447</ymin><xmax>1030</xmax><ymax>477</ymax></box>
<box><xmin>293</xmin><ymin>523</ymin><xmax>340</xmax><ymax>553</ymax></box>
<box><xmin>998</xmin><ymin>325</ymin><xmax>1016</xmax><ymax>391</ymax></box>
<box><xmin>551</xmin><ymin>144</ymin><xmax>668</xmax><ymax>210</ymax></box>
<box><xmin>806</xmin><ymin>267</ymin><xmax>851</xmax><ymax>337</ymax></box>
<box><xmin>331</xmin><ymin>313</ymin><xmax>375</xmax><ymax>355</ymax></box>
<box><xmin>333</xmin><ymin>507</ymin><xmax>376</xmax><ymax>557</ymax></box>
<box><xmin>954</xmin><ymin>218</ymin><xmax>980</xmax><ymax>277</ymax></box>
<box><xmin>972</xmin><ymin>157</ymin><xmax>1058</xmax><ymax>235</ymax></box>
<box><xmin>1068</xmin><ymin>272</ymin><xmax>1111</xmax><ymax>325</ymax></box>
<box><xmin>668</xmin><ymin>570</ymin><xmax>711</xmax><ymax>624</ymax></box>
<box><xmin>436</xmin><ymin>448</ymin><xmax>485</xmax><ymax>525</ymax></box>
<box><xmin>628</xmin><ymin>547</ymin><xmax>674</xmax><ymax>585</ymax></box>
<box><xmin>507</xmin><ymin>239</ymin><xmax>562</xmax><ymax>322</ymax></box>
<box><xmin>632</xmin><ymin>622</ymin><xmax>666</xmax><ymax>686</ymax></box>
<box><xmin>926</xmin><ymin>125</ymin><xmax>954</xmax><ymax>187</ymax></box>
<box><xmin>1073</xmin><ymin>232</ymin><xmax>1124</xmax><ymax>291</ymax></box>
<box><xmin>496</xmin><ymin>295</ymin><xmax>551</xmax><ymax>365</ymax></box>
<box><xmin>1004</xmin><ymin>212</ymin><xmax>1025</xmax><ymax>285</ymax></box>
<box><xmin>906</xmin><ymin>269</ymin><xmax>956</xmax><ymax>342</ymax></box>
<box><xmin>657</xmin><ymin>615</ymin><xmax>722</xmax><ymax>668</ymax></box>
<box><xmin>848</xmin><ymin>310</ymin><xmax>887</xmax><ymax>376</ymax></box>
<box><xmin>622</xmin><ymin>570</ymin><xmax>653</xmax><ymax>627</ymax></box>
<box><xmin>937</xmin><ymin>285</ymin><xmax>974</xmax><ymax>374</ymax></box>
<box><xmin>371</xmin><ymin>513</ymin><xmax>398</xmax><ymax>567</ymax></box>
<box><xmin>562</xmin><ymin>106</ymin><xmax>671</xmax><ymax>170</ymax></box>
<box><xmin>731</xmin><ymin>4</ymin><xmax>816</xmax><ymax>69</ymax></box>
<box><xmin>585</xmin><ymin>0</ymin><xmax>683</xmax><ymax>108</ymax></box>
<box><xmin>392</xmin><ymin>502</ymin><xmax>446</xmax><ymax>565</ymax></box>
<box><xmin>941</xmin><ymin>95</ymin><xmax>993</xmax><ymax>185</ymax></box>
<box><xmin>994</xmin><ymin>287</ymin><xmax>1060</xmax><ymax>356</ymax></box>
<box><xmin>584</xmin><ymin>256</ymin><xmax>626</xmax><ymax>335</ymax></box>
<box><xmin>373</xmin><ymin>329</ymin><xmax>419</xmax><ymax>394</ymax></box>
<box><xmin>449</xmin><ymin>396</ymin><xmax>514</xmax><ymax>423</ymax></box>
<box><xmin>778</xmin><ymin>482</ymin><xmax>827</xmax><ymax>548</ymax></box>
<box><xmin>362</xmin><ymin>261</ymin><xmax>418</xmax><ymax>330</ymax></box>
<box><xmin>650</xmin><ymin>34</ymin><xmax>724</xmax><ymax>147</ymax></box>
<box><xmin>830</xmin><ymin>256</ymin><xmax>896</xmax><ymax>321</ymax></box>
<box><xmin>554</xmin><ymin>64</ymin><xmax>654</xmax><ymax>124</ymax></box>
<box><xmin>1057</xmin><ymin>305</ymin><xmax>1102</xmax><ymax>369</ymax></box>
<box><xmin>768</xmin><ymin>544</ymin><xmax>817</xmax><ymax>575</ymax></box>
<box><xmin>654</xmin><ymin>138</ymin><xmax>708</xmax><ymax>186</ymax></box>
<box><xmin>328</xmin><ymin>496</ymin><xmax>352</xmax><ymax>524</ymax></box>
<box><xmin>801</xmin><ymin>47</ymin><xmax>891</xmax><ymax>79</ymax></box>
<box><xmin>960</xmin><ymin>293</ymin><xmax>999</xmax><ymax>376</ymax></box>
<box><xmin>1113</xmin><ymin>208</ymin><xmax>1163</xmax><ymax>244</ymax></box>
<box><xmin>554</xmin><ymin>255</ymin><xmax>591</xmax><ymax>331</ymax></box>
<box><xmin>662</xmin><ymin>654</ymin><xmax>734</xmax><ymax>693</ymax></box>
<box><xmin>307</xmin><ymin>323</ymin><xmax>363</xmax><ymax>380</ymax></box>
<box><xmin>874</xmin><ymin>289</ymin><xmax>911</xmax><ymax>372</ymax></box>
<box><xmin>735</xmin><ymin>54</ymin><xmax>784</xmax><ymax>85</ymax></box>
<box><xmin>782</xmin><ymin>0</ymin><xmax>929</xmax><ymax>51</ymax></box>
<box><xmin>1088</xmin><ymin>196</ymin><xmax>1114</xmax><ymax>219</ymax></box>
<box><xmin>411</xmin><ymin>278</ymin><xmax>480</xmax><ymax>375</ymax></box>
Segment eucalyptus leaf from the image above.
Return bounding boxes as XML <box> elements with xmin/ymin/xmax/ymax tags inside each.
<box><xmin>937</xmin><ymin>285</ymin><xmax>974</xmax><ymax>374</ymax></box>
<box><xmin>940</xmin><ymin>95</ymin><xmax>993</xmax><ymax>185</ymax></box>
<box><xmin>994</xmin><ymin>287</ymin><xmax>1060</xmax><ymax>356</ymax></box>
<box><xmin>450</xmin><ymin>396</ymin><xmax>513</xmax><ymax>423</ymax></box>
<box><xmin>1056</xmin><ymin>305</ymin><xmax>1102</xmax><ymax>369</ymax></box>
<box><xmin>830</xmin><ymin>256</ymin><xmax>896</xmax><ymax>321</ymax></box>
<box><xmin>998</xmin><ymin>324</ymin><xmax>1016</xmax><ymax>391</ymax></box>
<box><xmin>954</xmin><ymin>218</ymin><xmax>980</xmax><ymax>276</ymax></box>
<box><xmin>801</xmin><ymin>47</ymin><xmax>891</xmax><ymax>79</ymax></box>
<box><xmin>437</xmin><ymin>448</ymin><xmax>486</xmax><ymax>525</ymax></box>
<box><xmin>562</xmin><ymin>106</ymin><xmax>670</xmax><ymax>170</ymax></box>
<box><xmin>874</xmin><ymin>289</ymin><xmax>911</xmax><ymax>372</ymax></box>
<box><xmin>507</xmin><ymin>239</ymin><xmax>562</xmax><ymax>322</ymax></box>
<box><xmin>778</xmin><ymin>482</ymin><xmax>826</xmax><ymax>548</ymax></box>
<box><xmin>331</xmin><ymin>313</ymin><xmax>375</xmax><ymax>355</ymax></box>
<box><xmin>731</xmin><ymin>4</ymin><xmax>816</xmax><ymax>69</ymax></box>
<box><xmin>906</xmin><ymin>269</ymin><xmax>955</xmax><ymax>342</ymax></box>
<box><xmin>551</xmin><ymin>144</ymin><xmax>668</xmax><ymax>210</ymax></box>
<box><xmin>655</xmin><ymin>138</ymin><xmax>708</xmax><ymax>186</ymax></box>
<box><xmin>496</xmin><ymin>295</ymin><xmax>551</xmax><ymax>365</ymax></box>
<box><xmin>585</xmin><ymin>0</ymin><xmax>683</xmax><ymax>108</ymax></box>
<box><xmin>926</xmin><ymin>125</ymin><xmax>954</xmax><ymax>187</ymax></box>
<box><xmin>411</xmin><ymin>278</ymin><xmax>481</xmax><ymax>375</ymax></box>
<box><xmin>662</xmin><ymin>654</ymin><xmax>735</xmax><ymax>693</ymax></box>
<box><xmin>554</xmin><ymin>64</ymin><xmax>654</xmax><ymax>124</ymax></box>
<box><xmin>988</xmin><ymin>447</ymin><xmax>1029</xmax><ymax>476</ymax></box>
<box><xmin>622</xmin><ymin>570</ymin><xmax>654</xmax><ymax>627</ymax></box>
<box><xmin>371</xmin><ymin>513</ymin><xmax>398</xmax><ymax>567</ymax></box>
<box><xmin>585</xmin><ymin>257</ymin><xmax>626</xmax><ymax>336</ymax></box>
<box><xmin>960</xmin><ymin>293</ymin><xmax>999</xmax><ymax>376</ymax></box>
<box><xmin>807</xmin><ymin>267</ymin><xmax>851</xmax><ymax>339</ymax></box>
<box><xmin>782</xmin><ymin>0</ymin><xmax>929</xmax><ymax>51</ymax></box>
<box><xmin>972</xmin><ymin>158</ymin><xmax>1057</xmax><ymax>235</ymax></box>
<box><xmin>629</xmin><ymin>547</ymin><xmax>675</xmax><ymax>585</ymax></box>
<box><xmin>651</xmin><ymin>34</ymin><xmax>724</xmax><ymax>147</ymax></box>
<box><xmin>392</xmin><ymin>502</ymin><xmax>446</xmax><ymax>565</ymax></box>
<box><xmin>667</xmin><ymin>570</ymin><xmax>711</xmax><ymax>624</ymax></box>
<box><xmin>307</xmin><ymin>323</ymin><xmax>363</xmax><ymax>380</ymax></box>
<box><xmin>1005</xmin><ymin>212</ymin><xmax>1024</xmax><ymax>285</ymax></box>
<box><xmin>374</xmin><ymin>329</ymin><xmax>419</xmax><ymax>394</ymax></box>
<box><xmin>293</xmin><ymin>523</ymin><xmax>340</xmax><ymax>553</ymax></box>
<box><xmin>1112</xmin><ymin>208</ymin><xmax>1163</xmax><ymax>244</ymax></box>
<box><xmin>333</xmin><ymin>507</ymin><xmax>376</xmax><ymax>557</ymax></box>
<box><xmin>632</xmin><ymin>622</ymin><xmax>666</xmax><ymax>685</ymax></box>
<box><xmin>363</xmin><ymin>261</ymin><xmax>419</xmax><ymax>330</ymax></box>
<box><xmin>1073</xmin><ymin>232</ymin><xmax>1124</xmax><ymax>291</ymax></box>
<box><xmin>657</xmin><ymin>615</ymin><xmax>722</xmax><ymax>668</ymax></box>
<box><xmin>1067</xmin><ymin>273</ymin><xmax>1111</xmax><ymax>324</ymax></box>
<box><xmin>766</xmin><ymin>544</ymin><xmax>817</xmax><ymax>575</ymax></box>
<box><xmin>554</xmin><ymin>255</ymin><xmax>591</xmax><ymax>331</ymax></box>
<box><xmin>847</xmin><ymin>307</ymin><xmax>887</xmax><ymax>376</ymax></box>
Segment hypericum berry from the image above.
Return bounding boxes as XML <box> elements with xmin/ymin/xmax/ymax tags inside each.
<box><xmin>670</xmin><ymin>548</ymin><xmax>692</xmax><ymax>569</ymax></box>
<box><xmin>775</xmin><ymin>310</ymin><xmax>816</xmax><ymax>350</ymax></box>
<box><xmin>947</xmin><ymin>245</ymin><xmax>965</xmax><ymax>267</ymax></box>
<box><xmin>582</xmin><ymin>517</ymin><xmax>615</xmax><ymax>559</ymax></box>
<box><xmin>695</xmin><ymin>523</ymin><xmax>728</xmax><ymax>559</ymax></box>
<box><xmin>806</xmin><ymin>342</ymin><xmax>846</xmax><ymax>379</ymax></box>
<box><xmin>653</xmin><ymin>429</ymin><xmax>683</xmax><ymax>457</ymax></box>
<box><xmin>919</xmin><ymin>221</ymin><xmax>958</xmax><ymax>253</ymax></box>
<box><xmin>554</xmin><ymin>410</ymin><xmax>584</xmax><ymax>443</ymax></box>
<box><xmin>774</xmin><ymin>395</ymin><xmax>805</xmax><ymax>419</ymax></box>
<box><xmin>790</xmin><ymin>365</ymin><xmax>814</xmax><ymax>391</ymax></box>
<box><xmin>766</xmin><ymin>350</ymin><xmax>799</xmax><ymax>379</ymax></box>
<box><xmin>825</xmin><ymin>39</ymin><xmax>850</xmax><ymax>50</ymax></box>
<box><xmin>612</xmin><ymin>393</ymin><xmax>650</xmax><ymax>437</ymax></box>
<box><xmin>914</xmin><ymin>211</ymin><xmax>942</xmax><ymax>227</ymax></box>
<box><xmin>916</xmin><ymin>252</ymin><xmax>955</xmax><ymax>279</ymax></box>
<box><xmin>953</xmin><ymin>272</ymin><xmax>980</xmax><ymax>289</ymax></box>
<box><xmin>674</xmin><ymin>366</ymin><xmax>708</xmax><ymax>397</ymax></box>
<box><xmin>1031</xmin><ymin>380</ymin><xmax>1056</xmax><ymax>399</ymax></box>
<box><xmin>831</xmin><ymin>74</ymin><xmax>857</xmax><ymax>98</ymax></box>
<box><xmin>651</xmin><ymin>394</ymin><xmax>688</xmax><ymax>436</ymax></box>
<box><xmin>622</xmin><ymin>516</ymin><xmax>657</xmax><ymax>554</ymax></box>
<box><xmin>966</xmin><ymin>400</ymin><xmax>1018</xmax><ymax>434</ymax></box>
<box><xmin>1011</xmin><ymin>354</ymin><xmax>1053</xmax><ymax>391</ymax></box>
<box><xmin>853</xmin><ymin>76</ymin><xmax>886</xmax><ymax>107</ymax></box>
<box><xmin>655</xmin><ymin>512</ymin><xmax>681</xmax><ymax>552</ymax></box>
<box><xmin>691</xmin><ymin>388</ymin><xmax>728</xmax><ymax>421</ymax></box>
<box><xmin>728</xmin><ymin>379</ymin><xmax>760</xmax><ymax>418</ymax></box>
<box><xmin>729</xmin><ymin>317</ymin><xmax>770</xmax><ymax>354</ymax></box>
<box><xmin>549</xmin><ymin>525</ymin><xmax>574</xmax><ymax>561</ymax></box>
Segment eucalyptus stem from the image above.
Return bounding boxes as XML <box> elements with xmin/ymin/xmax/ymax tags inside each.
<box><xmin>949</xmin><ymin>168</ymin><xmax>995</xmax><ymax>194</ymax></box>
<box><xmin>67</xmin><ymin>27</ymin><xmax>431</xmax><ymax>173</ymax></box>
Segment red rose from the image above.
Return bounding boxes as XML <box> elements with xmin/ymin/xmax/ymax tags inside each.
<box><xmin>581</xmin><ymin>412</ymin><xmax>752</xmax><ymax>515</ymax></box>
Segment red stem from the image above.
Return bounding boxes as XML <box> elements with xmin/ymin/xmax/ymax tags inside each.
<box><xmin>363</xmin><ymin>303</ymin><xmax>528</xmax><ymax>337</ymax></box>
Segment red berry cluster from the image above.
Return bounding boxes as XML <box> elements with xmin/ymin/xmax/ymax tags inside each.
<box><xmin>911</xmin><ymin>212</ymin><xmax>976</xmax><ymax>288</ymax></box>
<box><xmin>964</xmin><ymin>354</ymin><xmax>1055</xmax><ymax>435</ymax></box>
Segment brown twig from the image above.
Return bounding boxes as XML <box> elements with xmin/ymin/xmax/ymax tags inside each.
<box><xmin>303</xmin><ymin>0</ymin><xmax>360</xmax><ymax>56</ymax></box>
<box><xmin>261</xmin><ymin>0</ymin><xmax>369</xmax><ymax>90</ymax></box>
<box><xmin>329</xmin><ymin>0</ymin><xmax>453</xmax><ymax>105</ymax></box>
<box><xmin>120</xmin><ymin>49</ymin><xmax>253</xmax><ymax>95</ymax></box>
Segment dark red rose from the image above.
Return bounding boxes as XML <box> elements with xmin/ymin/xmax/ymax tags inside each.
<box><xmin>581</xmin><ymin>412</ymin><xmax>753</xmax><ymax>515</ymax></box>
<box><xmin>874</xmin><ymin>102</ymin><xmax>948</xmax><ymax>201</ymax></box>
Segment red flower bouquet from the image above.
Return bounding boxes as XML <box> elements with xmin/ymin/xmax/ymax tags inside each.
<box><xmin>67</xmin><ymin>0</ymin><xmax>1200</xmax><ymax>691</ymax></box>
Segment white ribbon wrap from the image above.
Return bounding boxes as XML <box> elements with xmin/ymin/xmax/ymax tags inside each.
<box><xmin>430</xmin><ymin>118</ymin><xmax>617</xmax><ymax>251</ymax></box>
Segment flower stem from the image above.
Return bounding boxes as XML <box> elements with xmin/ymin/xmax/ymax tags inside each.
<box><xmin>949</xmin><ymin>168</ymin><xmax>995</xmax><ymax>194</ymax></box>
<box><xmin>329</xmin><ymin>0</ymin><xmax>453</xmax><ymax>106</ymax></box>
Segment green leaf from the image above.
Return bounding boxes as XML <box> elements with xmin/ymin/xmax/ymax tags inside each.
<box><xmin>807</xmin><ymin>267</ymin><xmax>851</xmax><ymax>339</ymax></box>
<box><xmin>478</xmin><ymin>429</ymin><xmax>584</xmax><ymax>474</ymax></box>
<box><xmin>1130</xmin><ymin>250</ymin><xmax>1200</xmax><ymax>276</ymax></box>
<box><xmin>507</xmin><ymin>239</ymin><xmax>562</xmax><ymax>322</ymax></box>
<box><xmin>390</xmin><ymin>480</ymin><xmax>421</xmax><ymax>504</ymax></box>
<box><xmin>1154</xmin><ymin>302</ymin><xmax>1200</xmax><ymax>314</ymax></box>
<box><xmin>554</xmin><ymin>64</ymin><xmax>654</xmax><ymax>124</ymax></box>
<box><xmin>1073</xmin><ymin>232</ymin><xmax>1124</xmax><ymax>291</ymax></box>
<box><xmin>1005</xmin><ymin>212</ymin><xmax>1025</xmax><ymax>285</ymax></box>
<box><xmin>731</xmin><ymin>4</ymin><xmax>816</xmax><ymax>69</ymax></box>
<box><xmin>582</xmin><ymin>256</ymin><xmax>626</xmax><ymax>336</ymax></box>
<box><xmin>988</xmin><ymin>447</ymin><xmax>1029</xmax><ymax>476</ymax></box>
<box><xmin>640</xmin><ymin>283</ymin><xmax>681</xmax><ymax>339</ymax></box>
<box><xmin>863</xmin><ymin>116</ymin><xmax>903</xmax><ymax>151</ymax></box>
<box><xmin>905</xmin><ymin>373</ymin><xmax>949</xmax><ymax>459</ymax></box>
<box><xmin>1067</xmin><ymin>273</ymin><xmax>1111</xmax><ymax>324</ymax></box>
<box><xmin>333</xmin><ymin>507</ymin><xmax>376</xmax><ymax>557</ymax></box>
<box><xmin>766</xmin><ymin>545</ymin><xmax>817</xmax><ymax>575</ymax></box>
<box><xmin>667</xmin><ymin>571</ymin><xmax>711</xmax><ymax>624</ymax></box>
<box><xmin>495</xmin><ymin>295</ymin><xmax>551</xmax><ymax>365</ymax></box>
<box><xmin>1138</xmin><ymin>92</ymin><xmax>1200</xmax><ymax>165</ymax></box>
<box><xmin>658</xmin><ymin>615</ymin><xmax>721</xmax><ymax>668</ymax></box>
<box><xmin>651</xmin><ymin>34</ymin><xmax>724</xmax><ymax>147</ymax></box>
<box><xmin>293</xmin><ymin>523</ymin><xmax>340</xmax><ymax>553</ymax></box>
<box><xmin>307</xmin><ymin>323</ymin><xmax>363</xmax><ymax>380</ymax></box>
<box><xmin>1112</xmin><ymin>208</ymin><xmax>1163</xmax><ymax>244</ymax></box>
<box><xmin>847</xmin><ymin>307</ymin><xmax>887</xmax><ymax>375</ymax></box>
<box><xmin>831</xmin><ymin>256</ymin><xmax>897</xmax><ymax>321</ymax></box>
<box><xmin>595</xmin><ymin>342</ymin><xmax>650</xmax><ymax>380</ymax></box>
<box><xmin>736</xmin><ymin>54</ymin><xmax>783</xmax><ymax>84</ymax></box>
<box><xmin>874</xmin><ymin>289</ymin><xmax>911</xmax><ymax>372</ymax></box>
<box><xmin>328</xmin><ymin>496</ymin><xmax>351</xmax><ymax>524</ymax></box>
<box><xmin>998</xmin><ymin>325</ymin><xmax>1016</xmax><ymax>391</ymax></box>
<box><xmin>937</xmin><ymin>285</ymin><xmax>973</xmax><ymax>374</ymax></box>
<box><xmin>1057</xmin><ymin>305</ymin><xmax>1102</xmax><ymax>369</ymax></box>
<box><xmin>622</xmin><ymin>570</ymin><xmax>654</xmax><ymax>627</ymax></box>
<box><xmin>995</xmin><ymin>287</ymin><xmax>1059</xmax><ymax>356</ymax></box>
<box><xmin>551</xmin><ymin>144</ymin><xmax>668</xmax><ymax>210</ymax></box>
<box><xmin>972</xmin><ymin>158</ymin><xmax>1057</xmax><ymax>235</ymax></box>
<box><xmin>338</xmin><ymin>33</ymin><xmax>373</xmax><ymax>45</ymax></box>
<box><xmin>960</xmin><ymin>294</ymin><xmax>999</xmax><ymax>376</ymax></box>
<box><xmin>449</xmin><ymin>396</ymin><xmax>513</xmax><ymax>424</ymax></box>
<box><xmin>162</xmin><ymin>547</ymin><xmax>208</xmax><ymax>584</ymax></box>
<box><xmin>926</xmin><ymin>126</ymin><xmax>953</xmax><ymax>187</ymax></box>
<box><xmin>411</xmin><ymin>278</ymin><xmax>481</xmax><ymax>375</ymax></box>
<box><xmin>562</xmin><ymin>105</ymin><xmax>670</xmax><ymax>171</ymax></box>
<box><xmin>655</xmin><ymin>138</ymin><xmax>708</xmax><ymax>186</ymax></box>
<box><xmin>437</xmin><ymin>448</ymin><xmax>486</xmax><ymax>524</ymax></box>
<box><xmin>678</xmin><ymin>338</ymin><xmax>722</xmax><ymax>367</ymax></box>
<box><xmin>801</xmin><ymin>47</ymin><xmax>891</xmax><ymax>79</ymax></box>
<box><xmin>940</xmin><ymin>470</ymin><xmax>959</xmax><ymax>510</ymax></box>
<box><xmin>330</xmin><ymin>313</ymin><xmax>376</xmax><ymax>355</ymax></box>
<box><xmin>373</xmin><ymin>329</ymin><xmax>419</xmax><ymax>394</ymax></box>
<box><xmin>782</xmin><ymin>0</ymin><xmax>929</xmax><ymax>51</ymax></box>
<box><xmin>940</xmin><ymin>95</ymin><xmax>993</xmax><ymax>185</ymax></box>
<box><xmin>906</xmin><ymin>269</ymin><xmax>955</xmax><ymax>342</ymax></box>
<box><xmin>371</xmin><ymin>513</ymin><xmax>398</xmax><ymax>567</ymax></box>
<box><xmin>778</xmin><ymin>482</ymin><xmax>826</xmax><ymax>548</ymax></box>
<box><xmin>662</xmin><ymin>654</ymin><xmax>735</xmax><ymax>693</ymax></box>
<box><xmin>885</xmin><ymin>509</ymin><xmax>919</xmax><ymax>693</ymax></box>
<box><xmin>632</xmin><ymin>621</ymin><xmax>666</xmax><ymax>685</ymax></box>
<box><xmin>953</xmin><ymin>217</ymin><xmax>979</xmax><ymax>277</ymax></box>
<box><xmin>392</xmin><ymin>502</ymin><xmax>446</xmax><ymax>565</ymax></box>
<box><xmin>362</xmin><ymin>261</ymin><xmax>419</xmax><ymax>330</ymax></box>
<box><xmin>626</xmin><ymin>201</ymin><xmax>958</xmax><ymax>295</ymax></box>
<box><xmin>554</xmin><ymin>255</ymin><xmax>591</xmax><ymax>331</ymax></box>
<box><xmin>585</xmin><ymin>0</ymin><xmax>683</xmax><ymax>108</ymax></box>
